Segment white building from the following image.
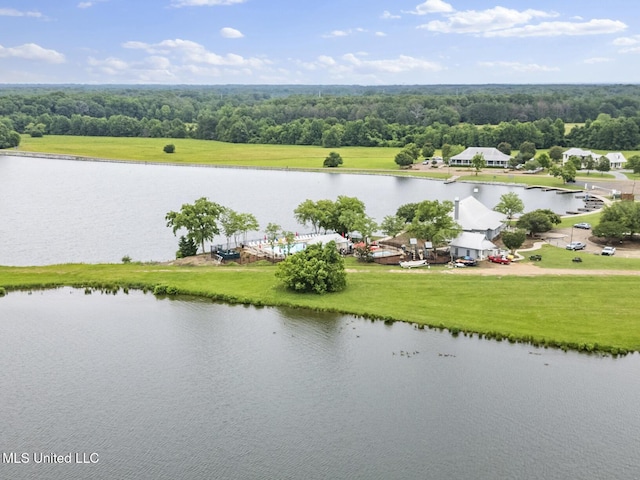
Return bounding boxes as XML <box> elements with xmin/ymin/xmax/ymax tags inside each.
<box><xmin>449</xmin><ymin>147</ymin><xmax>511</xmax><ymax>168</ymax></box>
<box><xmin>562</xmin><ymin>148</ymin><xmax>627</xmax><ymax>169</ymax></box>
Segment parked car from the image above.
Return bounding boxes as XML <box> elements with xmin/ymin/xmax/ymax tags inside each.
<box><xmin>566</xmin><ymin>242</ymin><xmax>586</xmax><ymax>251</ymax></box>
<box><xmin>573</xmin><ymin>222</ymin><xmax>591</xmax><ymax>230</ymax></box>
<box><xmin>601</xmin><ymin>246</ymin><xmax>616</xmax><ymax>256</ymax></box>
<box><xmin>488</xmin><ymin>255</ymin><xmax>511</xmax><ymax>265</ymax></box>
<box><xmin>455</xmin><ymin>256</ymin><xmax>477</xmax><ymax>266</ymax></box>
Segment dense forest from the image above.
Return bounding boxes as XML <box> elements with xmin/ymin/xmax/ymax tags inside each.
<box><xmin>1</xmin><ymin>84</ymin><xmax>639</xmax><ymax>151</ymax></box>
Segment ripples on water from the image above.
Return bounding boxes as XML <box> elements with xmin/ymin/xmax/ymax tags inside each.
<box><xmin>1</xmin><ymin>289</ymin><xmax>639</xmax><ymax>480</ymax></box>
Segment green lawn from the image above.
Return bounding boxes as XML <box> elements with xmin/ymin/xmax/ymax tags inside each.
<box><xmin>1</xmin><ymin>260</ymin><xmax>639</xmax><ymax>354</ymax></box>
<box><xmin>19</xmin><ymin>135</ymin><xmax>407</xmax><ymax>171</ymax></box>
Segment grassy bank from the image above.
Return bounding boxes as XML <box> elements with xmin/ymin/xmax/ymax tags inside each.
<box><xmin>1</xmin><ymin>260</ymin><xmax>639</xmax><ymax>355</ymax></box>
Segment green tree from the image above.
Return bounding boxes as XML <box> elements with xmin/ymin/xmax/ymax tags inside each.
<box><xmin>332</xmin><ymin>195</ymin><xmax>366</xmax><ymax>237</ymax></box>
<box><xmin>516</xmin><ymin>209</ymin><xmax>561</xmax><ymax>236</ymax></box>
<box><xmin>497</xmin><ymin>142</ymin><xmax>512</xmax><ymax>155</ymax></box>
<box><xmin>281</xmin><ymin>230</ymin><xmax>297</xmax><ymax>256</ymax></box>
<box><xmin>549</xmin><ymin>162</ymin><xmax>576</xmax><ymax>183</ymax></box>
<box><xmin>583</xmin><ymin>156</ymin><xmax>596</xmax><ymax>173</ymax></box>
<box><xmin>396</xmin><ymin>203</ymin><xmax>419</xmax><ymax>223</ymax></box>
<box><xmin>380</xmin><ymin>215</ymin><xmax>406</xmax><ymax>237</ymax></box>
<box><xmin>165</xmin><ymin>197</ymin><xmax>224</xmax><ymax>254</ymax></box>
<box><xmin>421</xmin><ymin>142</ymin><xmax>435</xmax><ymax>159</ymax></box>
<box><xmin>0</xmin><ymin>123</ymin><xmax>20</xmax><ymax>149</ymax></box>
<box><xmin>163</xmin><ymin>144</ymin><xmax>175</xmax><ymax>153</ymax></box>
<box><xmin>294</xmin><ymin>199</ymin><xmax>322</xmax><ymax>234</ymax></box>
<box><xmin>219</xmin><ymin>208</ymin><xmax>242</xmax><ymax>250</ymax></box>
<box><xmin>407</xmin><ymin>200</ymin><xmax>462</xmax><ymax>254</ymax></box>
<box><xmin>548</xmin><ymin>146</ymin><xmax>564</xmax><ymax>163</ymax></box>
<box><xmin>264</xmin><ymin>222</ymin><xmax>281</xmax><ymax>259</ymax></box>
<box><xmin>518</xmin><ymin>141</ymin><xmax>537</xmax><ymax>161</ymax></box>
<box><xmin>599</xmin><ymin>201</ymin><xmax>640</xmax><ymax>239</ymax></box>
<box><xmin>537</xmin><ymin>152</ymin><xmax>551</xmax><ymax>169</ymax></box>
<box><xmin>176</xmin><ymin>235</ymin><xmax>198</xmax><ymax>258</ymax></box>
<box><xmin>323</xmin><ymin>151</ymin><xmax>343</xmax><ymax>168</ymax></box>
<box><xmin>394</xmin><ymin>150</ymin><xmax>414</xmax><ymax>168</ymax></box>
<box><xmin>237</xmin><ymin>212</ymin><xmax>259</xmax><ymax>244</ymax></box>
<box><xmin>626</xmin><ymin>155</ymin><xmax>640</xmax><ymax>174</ymax></box>
<box><xmin>494</xmin><ymin>192</ymin><xmax>524</xmax><ymax>220</ymax></box>
<box><xmin>596</xmin><ymin>156</ymin><xmax>610</xmax><ymax>176</ymax></box>
<box><xmin>471</xmin><ymin>153</ymin><xmax>486</xmax><ymax>176</ymax></box>
<box><xmin>275</xmin><ymin>241</ymin><xmax>346</xmax><ymax>294</ymax></box>
<box><xmin>592</xmin><ymin>220</ymin><xmax>627</xmax><ymax>243</ymax></box>
<box><xmin>501</xmin><ymin>229</ymin><xmax>527</xmax><ymax>253</ymax></box>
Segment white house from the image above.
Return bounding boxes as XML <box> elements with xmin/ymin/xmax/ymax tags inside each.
<box><xmin>449</xmin><ymin>232</ymin><xmax>498</xmax><ymax>260</ymax></box>
<box><xmin>451</xmin><ymin>196</ymin><xmax>507</xmax><ymax>241</ymax></box>
<box><xmin>446</xmin><ymin>196</ymin><xmax>506</xmax><ymax>260</ymax></box>
<box><xmin>449</xmin><ymin>147</ymin><xmax>511</xmax><ymax>168</ymax></box>
<box><xmin>562</xmin><ymin>148</ymin><xmax>627</xmax><ymax>169</ymax></box>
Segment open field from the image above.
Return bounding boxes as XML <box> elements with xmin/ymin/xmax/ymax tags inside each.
<box><xmin>18</xmin><ymin>135</ymin><xmax>408</xmax><ymax>172</ymax></box>
<box><xmin>1</xmin><ymin>257</ymin><xmax>640</xmax><ymax>354</ymax></box>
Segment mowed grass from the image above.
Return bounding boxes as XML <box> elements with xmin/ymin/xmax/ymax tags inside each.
<box><xmin>19</xmin><ymin>135</ymin><xmax>406</xmax><ymax>171</ymax></box>
<box><xmin>1</xmin><ymin>261</ymin><xmax>640</xmax><ymax>353</ymax></box>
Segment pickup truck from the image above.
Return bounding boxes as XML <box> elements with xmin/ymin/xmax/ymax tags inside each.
<box><xmin>565</xmin><ymin>241</ymin><xmax>586</xmax><ymax>251</ymax></box>
<box><xmin>488</xmin><ymin>255</ymin><xmax>511</xmax><ymax>265</ymax></box>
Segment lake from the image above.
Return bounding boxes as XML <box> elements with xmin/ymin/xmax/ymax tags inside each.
<box><xmin>1</xmin><ymin>288</ymin><xmax>639</xmax><ymax>480</ymax></box>
<box><xmin>0</xmin><ymin>155</ymin><xmax>585</xmax><ymax>265</ymax></box>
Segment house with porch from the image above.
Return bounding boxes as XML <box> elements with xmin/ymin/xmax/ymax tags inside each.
<box><xmin>562</xmin><ymin>148</ymin><xmax>627</xmax><ymax>169</ymax></box>
<box><xmin>449</xmin><ymin>147</ymin><xmax>511</xmax><ymax>168</ymax></box>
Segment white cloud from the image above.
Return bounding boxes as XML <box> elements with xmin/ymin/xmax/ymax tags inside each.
<box><xmin>0</xmin><ymin>43</ymin><xmax>65</xmax><ymax>63</ymax></box>
<box><xmin>0</xmin><ymin>8</ymin><xmax>42</xmax><ymax>17</ymax></box>
<box><xmin>381</xmin><ymin>10</ymin><xmax>400</xmax><ymax>20</ymax></box>
<box><xmin>220</xmin><ymin>27</ymin><xmax>244</xmax><ymax>38</ymax></box>
<box><xmin>323</xmin><ymin>28</ymin><xmax>367</xmax><ymax>38</ymax></box>
<box><xmin>342</xmin><ymin>53</ymin><xmax>443</xmax><ymax>74</ymax></box>
<box><xmin>478</xmin><ymin>61</ymin><xmax>559</xmax><ymax>73</ymax></box>
<box><xmin>78</xmin><ymin>1</ymin><xmax>108</xmax><ymax>8</ymax></box>
<box><xmin>485</xmin><ymin>19</ymin><xmax>627</xmax><ymax>38</ymax></box>
<box><xmin>613</xmin><ymin>37</ymin><xmax>638</xmax><ymax>46</ymax></box>
<box><xmin>419</xmin><ymin>7</ymin><xmax>557</xmax><ymax>34</ymax></box>
<box><xmin>122</xmin><ymin>38</ymin><xmax>267</xmax><ymax>68</ymax></box>
<box><xmin>583</xmin><ymin>57</ymin><xmax>612</xmax><ymax>64</ymax></box>
<box><xmin>375</xmin><ymin>32</ymin><xmax>387</xmax><ymax>37</ymax></box>
<box><xmin>408</xmin><ymin>0</ymin><xmax>454</xmax><ymax>15</ymax></box>
<box><xmin>170</xmin><ymin>0</ymin><xmax>246</xmax><ymax>6</ymax></box>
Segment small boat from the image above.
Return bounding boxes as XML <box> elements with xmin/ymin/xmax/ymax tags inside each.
<box><xmin>399</xmin><ymin>260</ymin><xmax>428</xmax><ymax>269</ymax></box>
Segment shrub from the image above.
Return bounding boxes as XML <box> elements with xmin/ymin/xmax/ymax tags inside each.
<box><xmin>323</xmin><ymin>151</ymin><xmax>343</xmax><ymax>168</ymax></box>
<box><xmin>275</xmin><ymin>241</ymin><xmax>346</xmax><ymax>294</ymax></box>
<box><xmin>163</xmin><ymin>144</ymin><xmax>175</xmax><ymax>154</ymax></box>
<box><xmin>0</xmin><ymin>287</ymin><xmax>6</xmax><ymax>297</ymax></box>
<box><xmin>121</xmin><ymin>255</ymin><xmax>132</xmax><ymax>264</ymax></box>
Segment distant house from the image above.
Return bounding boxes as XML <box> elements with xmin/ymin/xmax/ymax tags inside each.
<box><xmin>449</xmin><ymin>147</ymin><xmax>511</xmax><ymax>168</ymax></box>
<box><xmin>449</xmin><ymin>232</ymin><xmax>498</xmax><ymax>260</ymax></box>
<box><xmin>451</xmin><ymin>196</ymin><xmax>507</xmax><ymax>241</ymax></box>
<box><xmin>562</xmin><ymin>148</ymin><xmax>626</xmax><ymax>169</ymax></box>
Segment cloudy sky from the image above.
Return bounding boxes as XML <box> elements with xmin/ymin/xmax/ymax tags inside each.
<box><xmin>0</xmin><ymin>0</ymin><xmax>638</xmax><ymax>84</ymax></box>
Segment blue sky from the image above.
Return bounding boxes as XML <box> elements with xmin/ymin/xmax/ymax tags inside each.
<box><xmin>0</xmin><ymin>0</ymin><xmax>638</xmax><ymax>84</ymax></box>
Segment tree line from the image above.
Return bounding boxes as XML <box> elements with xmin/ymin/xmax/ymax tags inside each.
<box><xmin>1</xmin><ymin>84</ymin><xmax>640</xmax><ymax>151</ymax></box>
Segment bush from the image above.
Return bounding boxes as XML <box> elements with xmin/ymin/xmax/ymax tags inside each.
<box><xmin>163</xmin><ymin>144</ymin><xmax>175</xmax><ymax>154</ymax></box>
<box><xmin>0</xmin><ymin>287</ymin><xmax>6</xmax><ymax>297</ymax></box>
<box><xmin>121</xmin><ymin>255</ymin><xmax>132</xmax><ymax>264</ymax></box>
<box><xmin>323</xmin><ymin>151</ymin><xmax>343</xmax><ymax>168</ymax></box>
<box><xmin>275</xmin><ymin>241</ymin><xmax>346</xmax><ymax>294</ymax></box>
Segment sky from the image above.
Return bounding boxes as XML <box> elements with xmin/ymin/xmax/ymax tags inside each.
<box><xmin>0</xmin><ymin>0</ymin><xmax>639</xmax><ymax>85</ymax></box>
